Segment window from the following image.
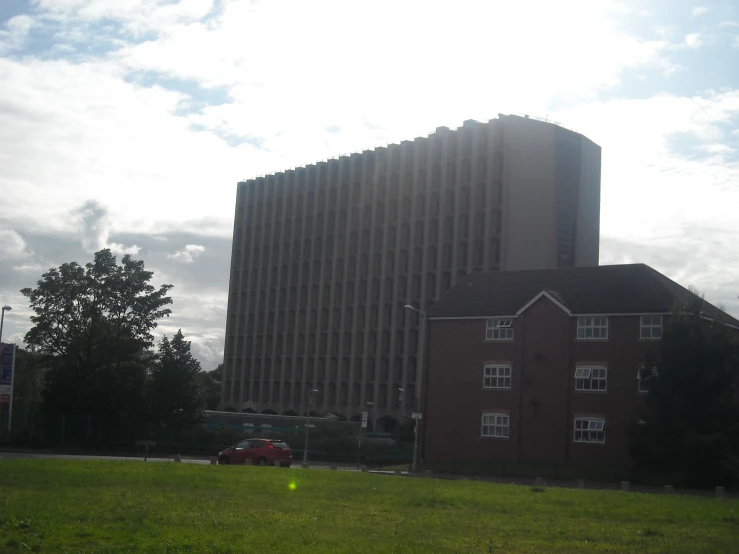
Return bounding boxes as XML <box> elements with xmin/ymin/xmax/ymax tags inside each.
<box><xmin>574</xmin><ymin>366</ymin><xmax>607</xmax><ymax>391</ymax></box>
<box><xmin>574</xmin><ymin>418</ymin><xmax>605</xmax><ymax>444</ymax></box>
<box><xmin>577</xmin><ymin>316</ymin><xmax>608</xmax><ymax>339</ymax></box>
<box><xmin>483</xmin><ymin>365</ymin><xmax>511</xmax><ymax>389</ymax></box>
<box><xmin>637</xmin><ymin>366</ymin><xmax>658</xmax><ymax>393</ymax></box>
<box><xmin>486</xmin><ymin>319</ymin><xmax>513</xmax><ymax>341</ymax></box>
<box><xmin>481</xmin><ymin>413</ymin><xmax>509</xmax><ymax>438</ymax></box>
<box><xmin>640</xmin><ymin>315</ymin><xmax>662</xmax><ymax>340</ymax></box>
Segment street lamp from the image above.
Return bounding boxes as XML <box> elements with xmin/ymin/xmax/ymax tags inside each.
<box><xmin>302</xmin><ymin>387</ymin><xmax>319</xmax><ymax>466</ymax></box>
<box><xmin>404</xmin><ymin>303</ymin><xmax>426</xmax><ymax>473</ymax></box>
<box><xmin>0</xmin><ymin>306</ymin><xmax>11</xmax><ymax>344</ymax></box>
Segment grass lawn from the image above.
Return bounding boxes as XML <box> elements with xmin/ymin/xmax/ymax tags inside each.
<box><xmin>0</xmin><ymin>460</ymin><xmax>737</xmax><ymax>553</ymax></box>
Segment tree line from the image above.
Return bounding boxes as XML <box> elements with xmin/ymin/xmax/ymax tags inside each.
<box><xmin>13</xmin><ymin>249</ymin><xmax>221</xmax><ymax>428</ymax></box>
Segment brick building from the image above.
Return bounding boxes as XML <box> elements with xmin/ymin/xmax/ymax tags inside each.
<box><xmin>222</xmin><ymin>114</ymin><xmax>602</xmax><ymax>423</ymax></box>
<box><xmin>423</xmin><ymin>264</ymin><xmax>739</xmax><ymax>469</ymax></box>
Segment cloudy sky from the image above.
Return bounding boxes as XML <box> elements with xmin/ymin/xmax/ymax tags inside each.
<box><xmin>1</xmin><ymin>0</ymin><xmax>738</xmax><ymax>370</ymax></box>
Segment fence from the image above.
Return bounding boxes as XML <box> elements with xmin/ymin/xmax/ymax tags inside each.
<box><xmin>0</xmin><ymin>410</ymin><xmax>413</xmax><ymax>465</ymax></box>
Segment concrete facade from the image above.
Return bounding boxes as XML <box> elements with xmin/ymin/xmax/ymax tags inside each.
<box><xmin>221</xmin><ymin>115</ymin><xmax>602</xmax><ymax>422</ymax></box>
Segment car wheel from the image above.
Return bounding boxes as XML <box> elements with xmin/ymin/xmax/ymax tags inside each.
<box><xmin>219</xmin><ymin>456</ymin><xmax>229</xmax><ymax>465</ymax></box>
<box><xmin>257</xmin><ymin>457</ymin><xmax>268</xmax><ymax>466</ymax></box>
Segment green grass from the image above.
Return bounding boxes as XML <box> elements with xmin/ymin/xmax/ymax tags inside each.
<box><xmin>0</xmin><ymin>460</ymin><xmax>737</xmax><ymax>553</ymax></box>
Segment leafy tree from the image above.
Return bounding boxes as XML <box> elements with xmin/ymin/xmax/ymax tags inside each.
<box><xmin>391</xmin><ymin>418</ymin><xmax>416</xmax><ymax>443</ymax></box>
<box><xmin>146</xmin><ymin>330</ymin><xmax>205</xmax><ymax>428</ymax></box>
<box><xmin>630</xmin><ymin>296</ymin><xmax>739</xmax><ymax>487</ymax></box>
<box><xmin>9</xmin><ymin>347</ymin><xmax>47</xmax><ymax>414</ymax></box>
<box><xmin>21</xmin><ymin>249</ymin><xmax>173</xmax><ymax>417</ymax></box>
<box><xmin>198</xmin><ymin>363</ymin><xmax>222</xmax><ymax>411</ymax></box>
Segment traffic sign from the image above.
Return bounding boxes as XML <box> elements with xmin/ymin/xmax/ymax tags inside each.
<box><xmin>412</xmin><ymin>412</ymin><xmax>422</xmax><ymax>420</ymax></box>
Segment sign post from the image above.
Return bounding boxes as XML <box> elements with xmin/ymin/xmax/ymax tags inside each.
<box><xmin>411</xmin><ymin>412</ymin><xmax>422</xmax><ymax>473</ymax></box>
<box><xmin>0</xmin><ymin>343</ymin><xmax>16</xmax><ymax>433</ymax></box>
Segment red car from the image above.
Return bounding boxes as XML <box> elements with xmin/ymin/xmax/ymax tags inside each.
<box><xmin>218</xmin><ymin>438</ymin><xmax>292</xmax><ymax>467</ymax></box>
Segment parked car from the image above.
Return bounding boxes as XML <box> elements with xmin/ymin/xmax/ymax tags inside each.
<box><xmin>218</xmin><ymin>438</ymin><xmax>292</xmax><ymax>467</ymax></box>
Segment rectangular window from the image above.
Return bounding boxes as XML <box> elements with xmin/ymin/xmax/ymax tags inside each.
<box><xmin>577</xmin><ymin>316</ymin><xmax>608</xmax><ymax>339</ymax></box>
<box><xmin>486</xmin><ymin>318</ymin><xmax>513</xmax><ymax>341</ymax></box>
<box><xmin>574</xmin><ymin>417</ymin><xmax>605</xmax><ymax>444</ymax></box>
<box><xmin>481</xmin><ymin>413</ymin><xmax>509</xmax><ymax>438</ymax></box>
<box><xmin>640</xmin><ymin>315</ymin><xmax>663</xmax><ymax>340</ymax></box>
<box><xmin>574</xmin><ymin>366</ymin><xmax>607</xmax><ymax>391</ymax></box>
<box><xmin>637</xmin><ymin>366</ymin><xmax>657</xmax><ymax>393</ymax></box>
<box><xmin>483</xmin><ymin>365</ymin><xmax>511</xmax><ymax>389</ymax></box>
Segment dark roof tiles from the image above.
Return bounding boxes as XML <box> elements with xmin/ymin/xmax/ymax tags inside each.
<box><xmin>427</xmin><ymin>263</ymin><xmax>739</xmax><ymax>326</ymax></box>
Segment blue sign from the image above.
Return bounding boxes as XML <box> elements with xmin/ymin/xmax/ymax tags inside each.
<box><xmin>0</xmin><ymin>343</ymin><xmax>14</xmax><ymax>386</ymax></box>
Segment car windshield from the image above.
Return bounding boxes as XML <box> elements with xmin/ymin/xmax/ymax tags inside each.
<box><xmin>271</xmin><ymin>442</ymin><xmax>289</xmax><ymax>449</ymax></box>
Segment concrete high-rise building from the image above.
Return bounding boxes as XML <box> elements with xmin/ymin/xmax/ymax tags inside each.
<box><xmin>221</xmin><ymin>114</ymin><xmax>601</xmax><ymax>427</ymax></box>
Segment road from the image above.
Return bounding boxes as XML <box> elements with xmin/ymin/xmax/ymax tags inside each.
<box><xmin>0</xmin><ymin>451</ymin><xmax>382</xmax><ymax>472</ymax></box>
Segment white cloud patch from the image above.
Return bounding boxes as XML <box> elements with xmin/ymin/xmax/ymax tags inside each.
<box><xmin>0</xmin><ymin>15</ymin><xmax>34</xmax><ymax>54</ymax></box>
<box><xmin>74</xmin><ymin>200</ymin><xmax>140</xmax><ymax>255</ymax></box>
<box><xmin>684</xmin><ymin>33</ymin><xmax>703</xmax><ymax>48</ymax></box>
<box><xmin>0</xmin><ymin>229</ymin><xmax>33</xmax><ymax>261</ymax></box>
<box><xmin>167</xmin><ymin>244</ymin><xmax>205</xmax><ymax>263</ymax></box>
<box><xmin>691</xmin><ymin>6</ymin><xmax>708</xmax><ymax>17</ymax></box>
<box><xmin>34</xmin><ymin>0</ymin><xmax>215</xmax><ymax>35</ymax></box>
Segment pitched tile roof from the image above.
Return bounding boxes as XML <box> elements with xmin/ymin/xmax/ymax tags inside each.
<box><xmin>427</xmin><ymin>263</ymin><xmax>739</xmax><ymax>326</ymax></box>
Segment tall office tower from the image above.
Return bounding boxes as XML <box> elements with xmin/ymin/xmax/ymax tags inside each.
<box><xmin>221</xmin><ymin>114</ymin><xmax>601</xmax><ymax>426</ymax></box>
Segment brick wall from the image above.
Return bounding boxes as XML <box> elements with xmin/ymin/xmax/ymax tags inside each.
<box><xmin>424</xmin><ymin>295</ymin><xmax>661</xmax><ymax>466</ymax></box>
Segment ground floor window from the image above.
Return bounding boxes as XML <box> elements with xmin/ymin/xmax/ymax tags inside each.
<box><xmin>574</xmin><ymin>417</ymin><xmax>605</xmax><ymax>444</ymax></box>
<box><xmin>481</xmin><ymin>413</ymin><xmax>509</xmax><ymax>438</ymax></box>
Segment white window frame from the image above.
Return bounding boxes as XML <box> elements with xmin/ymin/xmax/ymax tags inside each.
<box><xmin>574</xmin><ymin>417</ymin><xmax>605</xmax><ymax>444</ymax></box>
<box><xmin>486</xmin><ymin>318</ymin><xmax>513</xmax><ymax>341</ymax></box>
<box><xmin>574</xmin><ymin>366</ymin><xmax>607</xmax><ymax>391</ymax></box>
<box><xmin>481</xmin><ymin>413</ymin><xmax>510</xmax><ymax>439</ymax></box>
<box><xmin>483</xmin><ymin>365</ymin><xmax>512</xmax><ymax>389</ymax></box>
<box><xmin>577</xmin><ymin>316</ymin><xmax>608</xmax><ymax>340</ymax></box>
<box><xmin>637</xmin><ymin>366</ymin><xmax>657</xmax><ymax>393</ymax></box>
<box><xmin>640</xmin><ymin>315</ymin><xmax>663</xmax><ymax>340</ymax></box>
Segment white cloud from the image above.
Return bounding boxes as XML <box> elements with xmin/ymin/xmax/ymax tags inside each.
<box><xmin>0</xmin><ymin>57</ymin><xmax>254</xmax><ymax>237</ymax></box>
<box><xmin>557</xmin><ymin>91</ymin><xmax>739</xmax><ymax>279</ymax></box>
<box><xmin>167</xmin><ymin>244</ymin><xmax>205</xmax><ymax>263</ymax></box>
<box><xmin>0</xmin><ymin>15</ymin><xmax>34</xmax><ymax>54</ymax></box>
<box><xmin>719</xmin><ymin>21</ymin><xmax>739</xmax><ymax>28</ymax></box>
<box><xmin>0</xmin><ymin>229</ymin><xmax>33</xmax><ymax>261</ymax></box>
<box><xmin>73</xmin><ymin>200</ymin><xmax>140</xmax><ymax>255</ymax></box>
<box><xmin>684</xmin><ymin>33</ymin><xmax>703</xmax><ymax>48</ymax></box>
<box><xmin>692</xmin><ymin>6</ymin><xmax>708</xmax><ymax>17</ymax></box>
<box><xmin>35</xmin><ymin>0</ymin><xmax>215</xmax><ymax>35</ymax></box>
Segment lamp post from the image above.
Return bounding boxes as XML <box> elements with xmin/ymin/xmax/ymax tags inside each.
<box><xmin>404</xmin><ymin>304</ymin><xmax>426</xmax><ymax>473</ymax></box>
<box><xmin>302</xmin><ymin>387</ymin><xmax>319</xmax><ymax>466</ymax></box>
<box><xmin>0</xmin><ymin>306</ymin><xmax>11</xmax><ymax>344</ymax></box>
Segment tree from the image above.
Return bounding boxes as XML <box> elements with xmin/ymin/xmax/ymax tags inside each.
<box><xmin>630</xmin><ymin>295</ymin><xmax>739</xmax><ymax>487</ymax></box>
<box><xmin>198</xmin><ymin>363</ymin><xmax>222</xmax><ymax>411</ymax></box>
<box><xmin>10</xmin><ymin>348</ymin><xmax>47</xmax><ymax>414</ymax></box>
<box><xmin>21</xmin><ymin>249</ymin><xmax>173</xmax><ymax>417</ymax></box>
<box><xmin>146</xmin><ymin>330</ymin><xmax>205</xmax><ymax>428</ymax></box>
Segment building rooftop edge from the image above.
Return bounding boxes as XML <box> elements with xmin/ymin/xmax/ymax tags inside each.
<box><xmin>237</xmin><ymin>113</ymin><xmax>588</xmax><ymax>184</ymax></box>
